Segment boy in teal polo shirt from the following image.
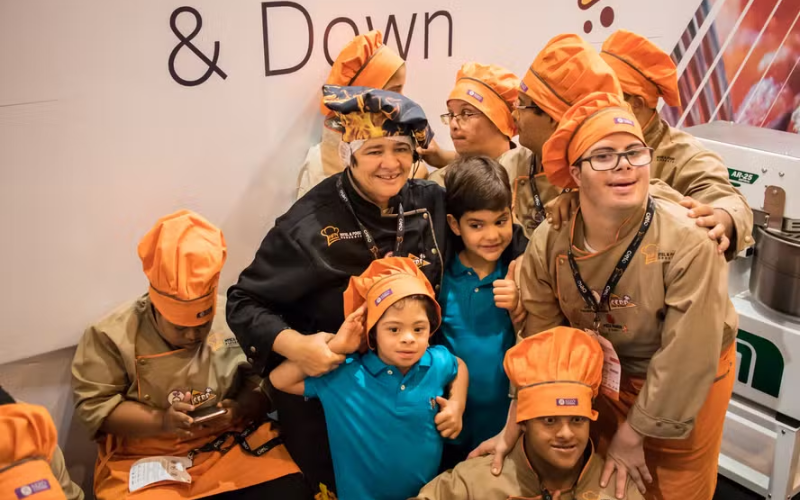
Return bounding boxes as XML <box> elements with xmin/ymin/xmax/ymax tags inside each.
<box><xmin>270</xmin><ymin>257</ymin><xmax>468</xmax><ymax>500</ymax></box>
<box><xmin>438</xmin><ymin>156</ymin><xmax>525</xmax><ymax>467</ymax></box>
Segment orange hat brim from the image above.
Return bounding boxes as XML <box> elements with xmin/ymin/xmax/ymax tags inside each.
<box><xmin>149</xmin><ymin>284</ymin><xmax>218</xmax><ymax>327</ymax></box>
<box><xmin>448</xmin><ymin>78</ymin><xmax>517</xmax><ymax>139</ymax></box>
<box><xmin>517</xmin><ymin>382</ymin><xmax>598</xmax><ymax>422</ymax></box>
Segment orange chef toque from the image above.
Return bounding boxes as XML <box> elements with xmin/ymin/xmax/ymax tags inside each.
<box><xmin>448</xmin><ymin>62</ymin><xmax>519</xmax><ymax>138</ymax></box>
<box><xmin>520</xmin><ymin>34</ymin><xmax>622</xmax><ymax>122</ymax></box>
<box><xmin>601</xmin><ymin>29</ymin><xmax>681</xmax><ymax>108</ymax></box>
<box><xmin>343</xmin><ymin>257</ymin><xmax>441</xmax><ymax>349</ymax></box>
<box><xmin>504</xmin><ymin>327</ymin><xmax>604</xmax><ymax>422</ymax></box>
<box><xmin>138</xmin><ymin>210</ymin><xmax>227</xmax><ymax>327</ymax></box>
<box><xmin>0</xmin><ymin>396</ymin><xmax>67</xmax><ymax>500</ymax></box>
<box><xmin>320</xmin><ymin>30</ymin><xmax>405</xmax><ymax>115</ymax></box>
<box><xmin>542</xmin><ymin>92</ymin><xmax>645</xmax><ymax>189</ymax></box>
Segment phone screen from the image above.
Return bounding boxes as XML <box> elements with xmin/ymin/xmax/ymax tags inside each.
<box><xmin>188</xmin><ymin>406</ymin><xmax>227</xmax><ymax>424</ymax></box>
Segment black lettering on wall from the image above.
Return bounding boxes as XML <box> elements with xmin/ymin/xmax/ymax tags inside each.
<box><xmin>323</xmin><ymin>17</ymin><xmax>360</xmax><ymax>66</ymax></box>
<box><xmin>262</xmin><ymin>1</ymin><xmax>314</xmax><ymax>76</ymax></box>
<box><xmin>424</xmin><ymin>11</ymin><xmax>453</xmax><ymax>59</ymax></box>
<box><xmin>366</xmin><ymin>14</ymin><xmax>417</xmax><ymax>60</ymax></box>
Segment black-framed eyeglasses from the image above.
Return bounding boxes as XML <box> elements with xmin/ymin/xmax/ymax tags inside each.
<box><xmin>440</xmin><ymin>110</ymin><xmax>482</xmax><ymax>126</ymax></box>
<box><xmin>574</xmin><ymin>147</ymin><xmax>654</xmax><ymax>171</ymax></box>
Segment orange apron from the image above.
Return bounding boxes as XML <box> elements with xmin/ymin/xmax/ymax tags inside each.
<box><xmin>592</xmin><ymin>343</ymin><xmax>736</xmax><ymax>500</ymax></box>
<box><xmin>93</xmin><ymin>348</ymin><xmax>299</xmax><ymax>500</ymax></box>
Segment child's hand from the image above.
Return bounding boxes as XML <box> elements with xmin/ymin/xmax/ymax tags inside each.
<box><xmin>493</xmin><ymin>261</ymin><xmax>519</xmax><ymax>312</ymax></box>
<box><xmin>434</xmin><ymin>396</ymin><xmax>464</xmax><ymax>439</ymax></box>
<box><xmin>162</xmin><ymin>396</ymin><xmax>195</xmax><ymax>439</ymax></box>
<box><xmin>328</xmin><ymin>305</ymin><xmax>367</xmax><ymax>355</ymax></box>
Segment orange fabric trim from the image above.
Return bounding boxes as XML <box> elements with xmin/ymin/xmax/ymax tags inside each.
<box><xmin>448</xmin><ymin>79</ymin><xmax>517</xmax><ymax>138</ymax></box>
<box><xmin>517</xmin><ymin>382</ymin><xmax>597</xmax><ymax>422</ymax></box>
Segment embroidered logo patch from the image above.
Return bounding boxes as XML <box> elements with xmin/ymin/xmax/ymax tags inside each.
<box><xmin>557</xmin><ymin>398</ymin><xmax>579</xmax><ymax>406</ymax></box>
<box><xmin>466</xmin><ymin>89</ymin><xmax>484</xmax><ymax>102</ymax></box>
<box><xmin>196</xmin><ymin>307</ymin><xmax>212</xmax><ymax>319</ymax></box>
<box><xmin>614</xmin><ymin>117</ymin><xmax>635</xmax><ymax>126</ymax></box>
<box><xmin>375</xmin><ymin>289</ymin><xmax>393</xmax><ymax>306</ymax></box>
<box><xmin>15</xmin><ymin>480</ymin><xmax>51</xmax><ymax>498</ymax></box>
<box><xmin>640</xmin><ymin>244</ymin><xmax>675</xmax><ymax>265</ymax></box>
<box><xmin>321</xmin><ymin>225</ymin><xmax>362</xmax><ymax>247</ymax></box>
<box><xmin>520</xmin><ymin>81</ymin><xmax>529</xmax><ymax>92</ymax></box>
<box><xmin>408</xmin><ymin>253</ymin><xmax>431</xmax><ymax>268</ymax></box>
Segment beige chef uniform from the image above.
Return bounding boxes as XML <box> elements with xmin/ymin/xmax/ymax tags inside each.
<box><xmin>600</xmin><ymin>29</ymin><xmax>753</xmax><ymax>257</ymax></box>
<box><xmin>71</xmin><ymin>211</ymin><xmax>299</xmax><ymax>500</ymax></box>
<box><xmin>414</xmin><ymin>328</ymin><xmax>643</xmax><ymax>500</ymax></box>
<box><xmin>526</xmin><ymin>92</ymin><xmax>737</xmax><ymax>500</ymax></box>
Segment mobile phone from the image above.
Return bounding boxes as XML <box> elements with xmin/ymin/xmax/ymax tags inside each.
<box><xmin>188</xmin><ymin>406</ymin><xmax>227</xmax><ymax>424</ymax></box>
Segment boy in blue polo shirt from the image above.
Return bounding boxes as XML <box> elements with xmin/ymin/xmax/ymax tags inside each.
<box><xmin>270</xmin><ymin>257</ymin><xmax>468</xmax><ymax>500</ymax></box>
<box><xmin>438</xmin><ymin>156</ymin><xmax>525</xmax><ymax>467</ymax></box>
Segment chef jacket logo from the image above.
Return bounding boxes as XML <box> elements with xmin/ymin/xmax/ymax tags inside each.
<box><xmin>466</xmin><ymin>89</ymin><xmax>484</xmax><ymax>103</ymax></box>
<box><xmin>167</xmin><ymin>387</ymin><xmax>217</xmax><ymax>406</ymax></box>
<box><xmin>321</xmin><ymin>226</ymin><xmax>363</xmax><ymax>247</ymax></box>
<box><xmin>408</xmin><ymin>253</ymin><xmax>431</xmax><ymax>268</ymax></box>
<box><xmin>557</xmin><ymin>398</ymin><xmax>578</xmax><ymax>406</ymax></box>
<box><xmin>375</xmin><ymin>289</ymin><xmax>393</xmax><ymax>305</ymax></box>
<box><xmin>640</xmin><ymin>244</ymin><xmax>675</xmax><ymax>265</ymax></box>
<box><xmin>614</xmin><ymin>117</ymin><xmax>634</xmax><ymax>126</ymax></box>
<box><xmin>587</xmin><ymin>290</ymin><xmax>636</xmax><ymax>310</ymax></box>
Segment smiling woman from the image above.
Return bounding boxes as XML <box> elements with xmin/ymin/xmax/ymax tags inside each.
<box><xmin>226</xmin><ymin>86</ymin><xmax>450</xmax><ymax>497</ymax></box>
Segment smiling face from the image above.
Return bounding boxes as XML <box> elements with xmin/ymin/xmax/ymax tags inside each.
<box><xmin>523</xmin><ymin>415</ymin><xmax>590</xmax><ymax>473</ymax></box>
<box><xmin>448</xmin><ymin>208</ymin><xmax>513</xmax><ymax>265</ymax></box>
<box><xmin>350</xmin><ymin>137</ymin><xmax>414</xmax><ymax>207</ymax></box>
<box><xmin>447</xmin><ymin>99</ymin><xmax>508</xmax><ymax>157</ymax></box>
<box><xmin>373</xmin><ymin>297</ymin><xmax>434</xmax><ymax>374</ymax></box>
<box><xmin>568</xmin><ymin>132</ymin><xmax>651</xmax><ymax>215</ymax></box>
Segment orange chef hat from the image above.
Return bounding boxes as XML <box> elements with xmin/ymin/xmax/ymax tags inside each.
<box><xmin>0</xmin><ymin>393</ymin><xmax>67</xmax><ymax>500</ymax></box>
<box><xmin>138</xmin><ymin>210</ymin><xmax>227</xmax><ymax>327</ymax></box>
<box><xmin>448</xmin><ymin>62</ymin><xmax>519</xmax><ymax>138</ymax></box>
<box><xmin>520</xmin><ymin>34</ymin><xmax>622</xmax><ymax>122</ymax></box>
<box><xmin>504</xmin><ymin>327</ymin><xmax>604</xmax><ymax>422</ymax></box>
<box><xmin>343</xmin><ymin>257</ymin><xmax>441</xmax><ymax>349</ymax></box>
<box><xmin>542</xmin><ymin>92</ymin><xmax>644</xmax><ymax>189</ymax></box>
<box><xmin>320</xmin><ymin>30</ymin><xmax>405</xmax><ymax>115</ymax></box>
<box><xmin>601</xmin><ymin>30</ymin><xmax>681</xmax><ymax>108</ymax></box>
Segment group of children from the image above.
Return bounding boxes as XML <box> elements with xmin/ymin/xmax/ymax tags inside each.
<box><xmin>270</xmin><ymin>157</ymin><xmax>637</xmax><ymax>500</ymax></box>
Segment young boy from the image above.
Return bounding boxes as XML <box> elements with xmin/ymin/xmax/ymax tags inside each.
<box><xmin>413</xmin><ymin>327</ymin><xmax>644</xmax><ymax>500</ymax></box>
<box><xmin>437</xmin><ymin>156</ymin><xmax>525</xmax><ymax>466</ymax></box>
<box><xmin>269</xmin><ymin>257</ymin><xmax>468</xmax><ymax>500</ymax></box>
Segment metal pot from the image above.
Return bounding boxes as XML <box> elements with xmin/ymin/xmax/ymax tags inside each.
<box><xmin>749</xmin><ymin>225</ymin><xmax>800</xmax><ymax>317</ymax></box>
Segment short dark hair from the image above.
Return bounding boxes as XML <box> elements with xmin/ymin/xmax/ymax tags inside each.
<box><xmin>368</xmin><ymin>294</ymin><xmax>440</xmax><ymax>350</ymax></box>
<box><xmin>444</xmin><ymin>156</ymin><xmax>512</xmax><ymax>221</ymax></box>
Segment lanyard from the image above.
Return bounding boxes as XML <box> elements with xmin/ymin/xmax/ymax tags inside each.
<box><xmin>567</xmin><ymin>196</ymin><xmax>656</xmax><ymax>331</ymax></box>
<box><xmin>336</xmin><ymin>175</ymin><xmax>405</xmax><ymax>260</ymax></box>
<box><xmin>187</xmin><ymin>421</ymin><xmax>283</xmax><ymax>461</ymax></box>
<box><xmin>528</xmin><ymin>156</ymin><xmax>546</xmax><ymax>225</ymax></box>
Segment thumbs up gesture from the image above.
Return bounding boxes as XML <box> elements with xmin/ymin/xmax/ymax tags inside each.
<box><xmin>434</xmin><ymin>396</ymin><xmax>464</xmax><ymax>439</ymax></box>
<box><xmin>493</xmin><ymin>260</ymin><xmax>520</xmax><ymax>312</ymax></box>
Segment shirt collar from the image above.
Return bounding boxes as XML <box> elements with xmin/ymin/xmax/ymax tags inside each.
<box><xmin>643</xmin><ymin>115</ymin><xmax>667</xmax><ymax>148</ymax></box>
<box><xmin>449</xmin><ymin>253</ymin><xmax>506</xmax><ymax>281</ymax></box>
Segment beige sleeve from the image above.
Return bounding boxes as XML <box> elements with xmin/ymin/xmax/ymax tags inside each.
<box><xmin>410</xmin><ymin>468</ymin><xmax>471</xmax><ymax>500</ymax></box>
<box><xmin>627</xmin><ymin>237</ymin><xmax>727</xmax><ymax>439</ymax></box>
<box><xmin>670</xmin><ymin>150</ymin><xmax>754</xmax><ymax>257</ymax></box>
<box><xmin>519</xmin><ymin>228</ymin><xmax>566</xmax><ymax>340</ymax></box>
<box><xmin>71</xmin><ymin>325</ymin><xmax>130</xmax><ymax>438</ymax></box>
<box><xmin>50</xmin><ymin>446</ymin><xmax>85</xmax><ymax>500</ymax></box>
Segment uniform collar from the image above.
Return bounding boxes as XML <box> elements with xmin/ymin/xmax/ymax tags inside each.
<box><xmin>343</xmin><ymin>169</ymin><xmax>409</xmax><ymax>217</ymax></box>
<box><xmin>643</xmin><ymin>115</ymin><xmax>668</xmax><ymax>149</ymax></box>
<box><xmin>569</xmin><ymin>200</ymin><xmax>648</xmax><ymax>258</ymax></box>
<box><xmin>361</xmin><ymin>349</ymin><xmax>432</xmax><ymax>376</ymax></box>
<box><xmin>509</xmin><ymin>438</ymin><xmax>596</xmax><ymax>499</ymax></box>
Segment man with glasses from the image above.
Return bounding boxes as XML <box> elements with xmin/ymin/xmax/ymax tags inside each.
<box><xmin>601</xmin><ymin>29</ymin><xmax>753</xmax><ymax>258</ymax></box>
